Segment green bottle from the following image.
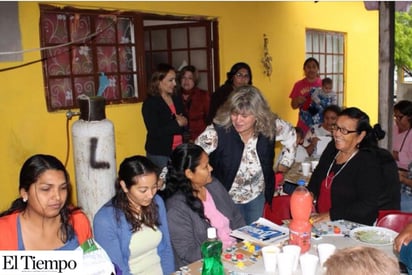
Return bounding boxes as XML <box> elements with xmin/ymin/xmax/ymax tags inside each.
<box><xmin>201</xmin><ymin>227</ymin><xmax>224</xmax><ymax>275</ymax></box>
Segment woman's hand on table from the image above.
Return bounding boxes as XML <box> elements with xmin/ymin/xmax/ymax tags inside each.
<box><xmin>310</xmin><ymin>212</ymin><xmax>330</xmax><ymax>224</ymax></box>
<box><xmin>394</xmin><ymin>223</ymin><xmax>412</xmax><ymax>252</ymax></box>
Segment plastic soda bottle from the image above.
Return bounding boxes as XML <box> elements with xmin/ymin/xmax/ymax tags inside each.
<box><xmin>289</xmin><ymin>179</ymin><xmax>313</xmax><ymax>253</ymax></box>
<box><xmin>201</xmin><ymin>227</ymin><xmax>224</xmax><ymax>275</ymax></box>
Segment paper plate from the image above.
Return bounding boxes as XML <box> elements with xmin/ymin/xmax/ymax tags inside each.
<box><xmin>349</xmin><ymin>226</ymin><xmax>397</xmax><ymax>246</ymax></box>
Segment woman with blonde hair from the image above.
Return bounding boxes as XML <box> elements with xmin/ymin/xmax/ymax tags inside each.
<box><xmin>324</xmin><ymin>246</ymin><xmax>399</xmax><ymax>275</ymax></box>
<box><xmin>196</xmin><ymin>85</ymin><xmax>296</xmax><ymax>224</ymax></box>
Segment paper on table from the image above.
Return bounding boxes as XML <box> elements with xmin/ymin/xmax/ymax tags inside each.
<box><xmin>230</xmin><ymin>217</ymin><xmax>289</xmax><ymax>245</ymax></box>
<box><xmin>316</xmin><ymin>136</ymin><xmax>332</xmax><ymax>156</ymax></box>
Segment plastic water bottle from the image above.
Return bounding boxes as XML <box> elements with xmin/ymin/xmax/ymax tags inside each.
<box><xmin>289</xmin><ymin>179</ymin><xmax>313</xmax><ymax>253</ymax></box>
<box><xmin>201</xmin><ymin>227</ymin><xmax>224</xmax><ymax>275</ymax></box>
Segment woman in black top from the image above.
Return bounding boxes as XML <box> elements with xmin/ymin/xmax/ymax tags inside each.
<box><xmin>142</xmin><ymin>63</ymin><xmax>188</xmax><ymax>169</ymax></box>
<box><xmin>308</xmin><ymin>107</ymin><xmax>399</xmax><ymax>225</ymax></box>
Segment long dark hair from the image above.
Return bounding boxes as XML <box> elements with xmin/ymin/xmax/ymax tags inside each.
<box><xmin>339</xmin><ymin>107</ymin><xmax>385</xmax><ymax>148</ymax></box>
<box><xmin>162</xmin><ymin>143</ymin><xmax>210</xmax><ymax>223</ymax></box>
<box><xmin>0</xmin><ymin>154</ymin><xmax>77</xmax><ymax>242</ymax></box>
<box><xmin>112</xmin><ymin>156</ymin><xmax>159</xmax><ymax>232</ymax></box>
<box><xmin>303</xmin><ymin>57</ymin><xmax>319</xmax><ymax>69</ymax></box>
<box><xmin>225</xmin><ymin>62</ymin><xmax>253</xmax><ymax>86</ymax></box>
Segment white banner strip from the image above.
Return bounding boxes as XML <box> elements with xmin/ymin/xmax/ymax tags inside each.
<box><xmin>0</xmin><ymin>251</ymin><xmax>83</xmax><ymax>274</ymax></box>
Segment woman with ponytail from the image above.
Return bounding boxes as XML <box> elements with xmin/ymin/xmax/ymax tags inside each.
<box><xmin>308</xmin><ymin>107</ymin><xmax>399</xmax><ymax>225</ymax></box>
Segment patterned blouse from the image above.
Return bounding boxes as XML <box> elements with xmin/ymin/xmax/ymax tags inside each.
<box><xmin>195</xmin><ymin>118</ymin><xmax>296</xmax><ymax>204</ymax></box>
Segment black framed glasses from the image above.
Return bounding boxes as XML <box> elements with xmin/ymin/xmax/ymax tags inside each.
<box><xmin>234</xmin><ymin>73</ymin><xmax>250</xmax><ymax>79</ymax></box>
<box><xmin>331</xmin><ymin>124</ymin><xmax>358</xmax><ymax>135</ymax></box>
<box><xmin>394</xmin><ymin>114</ymin><xmax>405</xmax><ymax>120</ymax></box>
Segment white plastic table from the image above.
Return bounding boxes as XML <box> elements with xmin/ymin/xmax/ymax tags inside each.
<box><xmin>174</xmin><ymin>225</ymin><xmax>401</xmax><ymax>275</ymax></box>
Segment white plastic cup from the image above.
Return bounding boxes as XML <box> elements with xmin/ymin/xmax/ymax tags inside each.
<box><xmin>277</xmin><ymin>252</ymin><xmax>295</xmax><ymax>275</ymax></box>
<box><xmin>300</xmin><ymin>253</ymin><xmax>319</xmax><ymax>275</ymax></box>
<box><xmin>282</xmin><ymin>244</ymin><xmax>301</xmax><ymax>272</ymax></box>
<box><xmin>311</xmin><ymin>160</ymin><xmax>319</xmax><ymax>172</ymax></box>
<box><xmin>301</xmin><ymin>162</ymin><xmax>311</xmax><ymax>177</ymax></box>
<box><xmin>317</xmin><ymin>243</ymin><xmax>336</xmax><ymax>267</ymax></box>
<box><xmin>261</xmin><ymin>245</ymin><xmax>280</xmax><ymax>272</ymax></box>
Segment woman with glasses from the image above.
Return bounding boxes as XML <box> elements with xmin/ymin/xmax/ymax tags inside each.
<box><xmin>393</xmin><ymin>100</ymin><xmax>412</xmax><ymax>211</ymax></box>
<box><xmin>207</xmin><ymin>62</ymin><xmax>252</xmax><ymax>124</ymax></box>
<box><xmin>308</xmin><ymin>107</ymin><xmax>399</xmax><ymax>225</ymax></box>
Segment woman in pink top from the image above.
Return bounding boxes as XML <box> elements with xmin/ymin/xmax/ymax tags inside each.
<box><xmin>162</xmin><ymin>143</ymin><xmax>245</xmax><ymax>267</ymax></box>
<box><xmin>289</xmin><ymin>57</ymin><xmax>322</xmax><ymax>134</ymax></box>
<box><xmin>392</xmin><ymin>100</ymin><xmax>412</xmax><ymax>211</ymax></box>
<box><xmin>393</xmin><ymin>100</ymin><xmax>412</xmax><ymax>169</ymax></box>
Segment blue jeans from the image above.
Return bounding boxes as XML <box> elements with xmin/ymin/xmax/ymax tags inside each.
<box><xmin>236</xmin><ymin>192</ymin><xmax>265</xmax><ymax>225</ymax></box>
<box><xmin>401</xmin><ymin>191</ymin><xmax>412</xmax><ymax>212</ymax></box>
<box><xmin>146</xmin><ymin>153</ymin><xmax>169</xmax><ymax>170</ymax></box>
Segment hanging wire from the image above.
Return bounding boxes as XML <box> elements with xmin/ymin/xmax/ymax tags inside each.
<box><xmin>64</xmin><ymin>116</ymin><xmax>71</xmax><ymax>168</ymax></box>
<box><xmin>0</xmin><ymin>15</ymin><xmax>116</xmax><ymax>72</ymax></box>
<box><xmin>0</xmin><ymin>15</ymin><xmax>116</xmax><ymax>56</ymax></box>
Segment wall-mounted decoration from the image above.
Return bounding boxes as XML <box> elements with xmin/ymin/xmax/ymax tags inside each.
<box><xmin>261</xmin><ymin>33</ymin><xmax>272</xmax><ymax>77</ymax></box>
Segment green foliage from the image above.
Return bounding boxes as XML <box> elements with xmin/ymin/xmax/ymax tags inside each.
<box><xmin>395</xmin><ymin>8</ymin><xmax>412</xmax><ymax>70</ymax></box>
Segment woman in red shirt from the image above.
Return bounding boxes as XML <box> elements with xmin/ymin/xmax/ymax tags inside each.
<box><xmin>289</xmin><ymin>57</ymin><xmax>322</xmax><ymax>134</ymax></box>
<box><xmin>178</xmin><ymin>65</ymin><xmax>210</xmax><ymax>142</ymax></box>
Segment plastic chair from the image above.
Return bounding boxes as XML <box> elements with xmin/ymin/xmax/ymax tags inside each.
<box><xmin>263</xmin><ymin>195</ymin><xmax>291</xmax><ymax>225</ymax></box>
<box><xmin>376</xmin><ymin>210</ymin><xmax>412</xmax><ymax>233</ymax></box>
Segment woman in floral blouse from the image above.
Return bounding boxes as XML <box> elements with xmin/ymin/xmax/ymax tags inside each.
<box><xmin>195</xmin><ymin>85</ymin><xmax>296</xmax><ymax>224</ymax></box>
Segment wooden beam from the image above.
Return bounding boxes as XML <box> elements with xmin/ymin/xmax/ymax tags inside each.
<box><xmin>378</xmin><ymin>1</ymin><xmax>395</xmax><ymax>150</ymax></box>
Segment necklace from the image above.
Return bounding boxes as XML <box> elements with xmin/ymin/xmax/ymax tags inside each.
<box><xmin>324</xmin><ymin>150</ymin><xmax>358</xmax><ymax>189</ymax></box>
<box><xmin>399</xmin><ymin>128</ymin><xmax>411</xmax><ymax>152</ymax></box>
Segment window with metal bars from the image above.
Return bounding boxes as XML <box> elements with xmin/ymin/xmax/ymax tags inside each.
<box><xmin>39</xmin><ymin>5</ymin><xmax>218</xmax><ymax>112</ymax></box>
<box><xmin>306</xmin><ymin>29</ymin><xmax>345</xmax><ymax>106</ymax></box>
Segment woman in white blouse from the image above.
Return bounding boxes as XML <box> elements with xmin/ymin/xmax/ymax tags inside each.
<box><xmin>195</xmin><ymin>85</ymin><xmax>296</xmax><ymax>224</ymax></box>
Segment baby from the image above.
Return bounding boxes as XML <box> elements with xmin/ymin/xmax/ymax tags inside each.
<box><xmin>307</xmin><ymin>77</ymin><xmax>337</xmax><ymax>124</ymax></box>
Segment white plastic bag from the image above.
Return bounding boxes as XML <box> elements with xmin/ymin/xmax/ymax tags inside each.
<box><xmin>76</xmin><ymin>238</ymin><xmax>117</xmax><ymax>275</ymax></box>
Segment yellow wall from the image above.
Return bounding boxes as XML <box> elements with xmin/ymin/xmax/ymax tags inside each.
<box><xmin>0</xmin><ymin>1</ymin><xmax>378</xmax><ymax>210</ymax></box>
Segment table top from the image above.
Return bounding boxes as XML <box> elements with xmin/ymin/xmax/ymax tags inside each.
<box><xmin>283</xmin><ymin>162</ymin><xmax>311</xmax><ymax>185</ymax></box>
<box><xmin>173</xmin><ymin>221</ymin><xmax>401</xmax><ymax>275</ymax></box>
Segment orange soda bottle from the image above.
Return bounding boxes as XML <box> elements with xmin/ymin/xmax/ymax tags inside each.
<box><xmin>289</xmin><ymin>179</ymin><xmax>313</xmax><ymax>253</ymax></box>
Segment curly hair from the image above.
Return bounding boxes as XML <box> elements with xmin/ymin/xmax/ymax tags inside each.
<box><xmin>0</xmin><ymin>154</ymin><xmax>77</xmax><ymax>243</ymax></box>
<box><xmin>213</xmin><ymin>85</ymin><xmax>277</xmax><ymax>140</ymax></box>
<box><xmin>162</xmin><ymin>143</ymin><xmax>210</xmax><ymax>223</ymax></box>
<box><xmin>112</xmin><ymin>156</ymin><xmax>160</xmax><ymax>233</ymax></box>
